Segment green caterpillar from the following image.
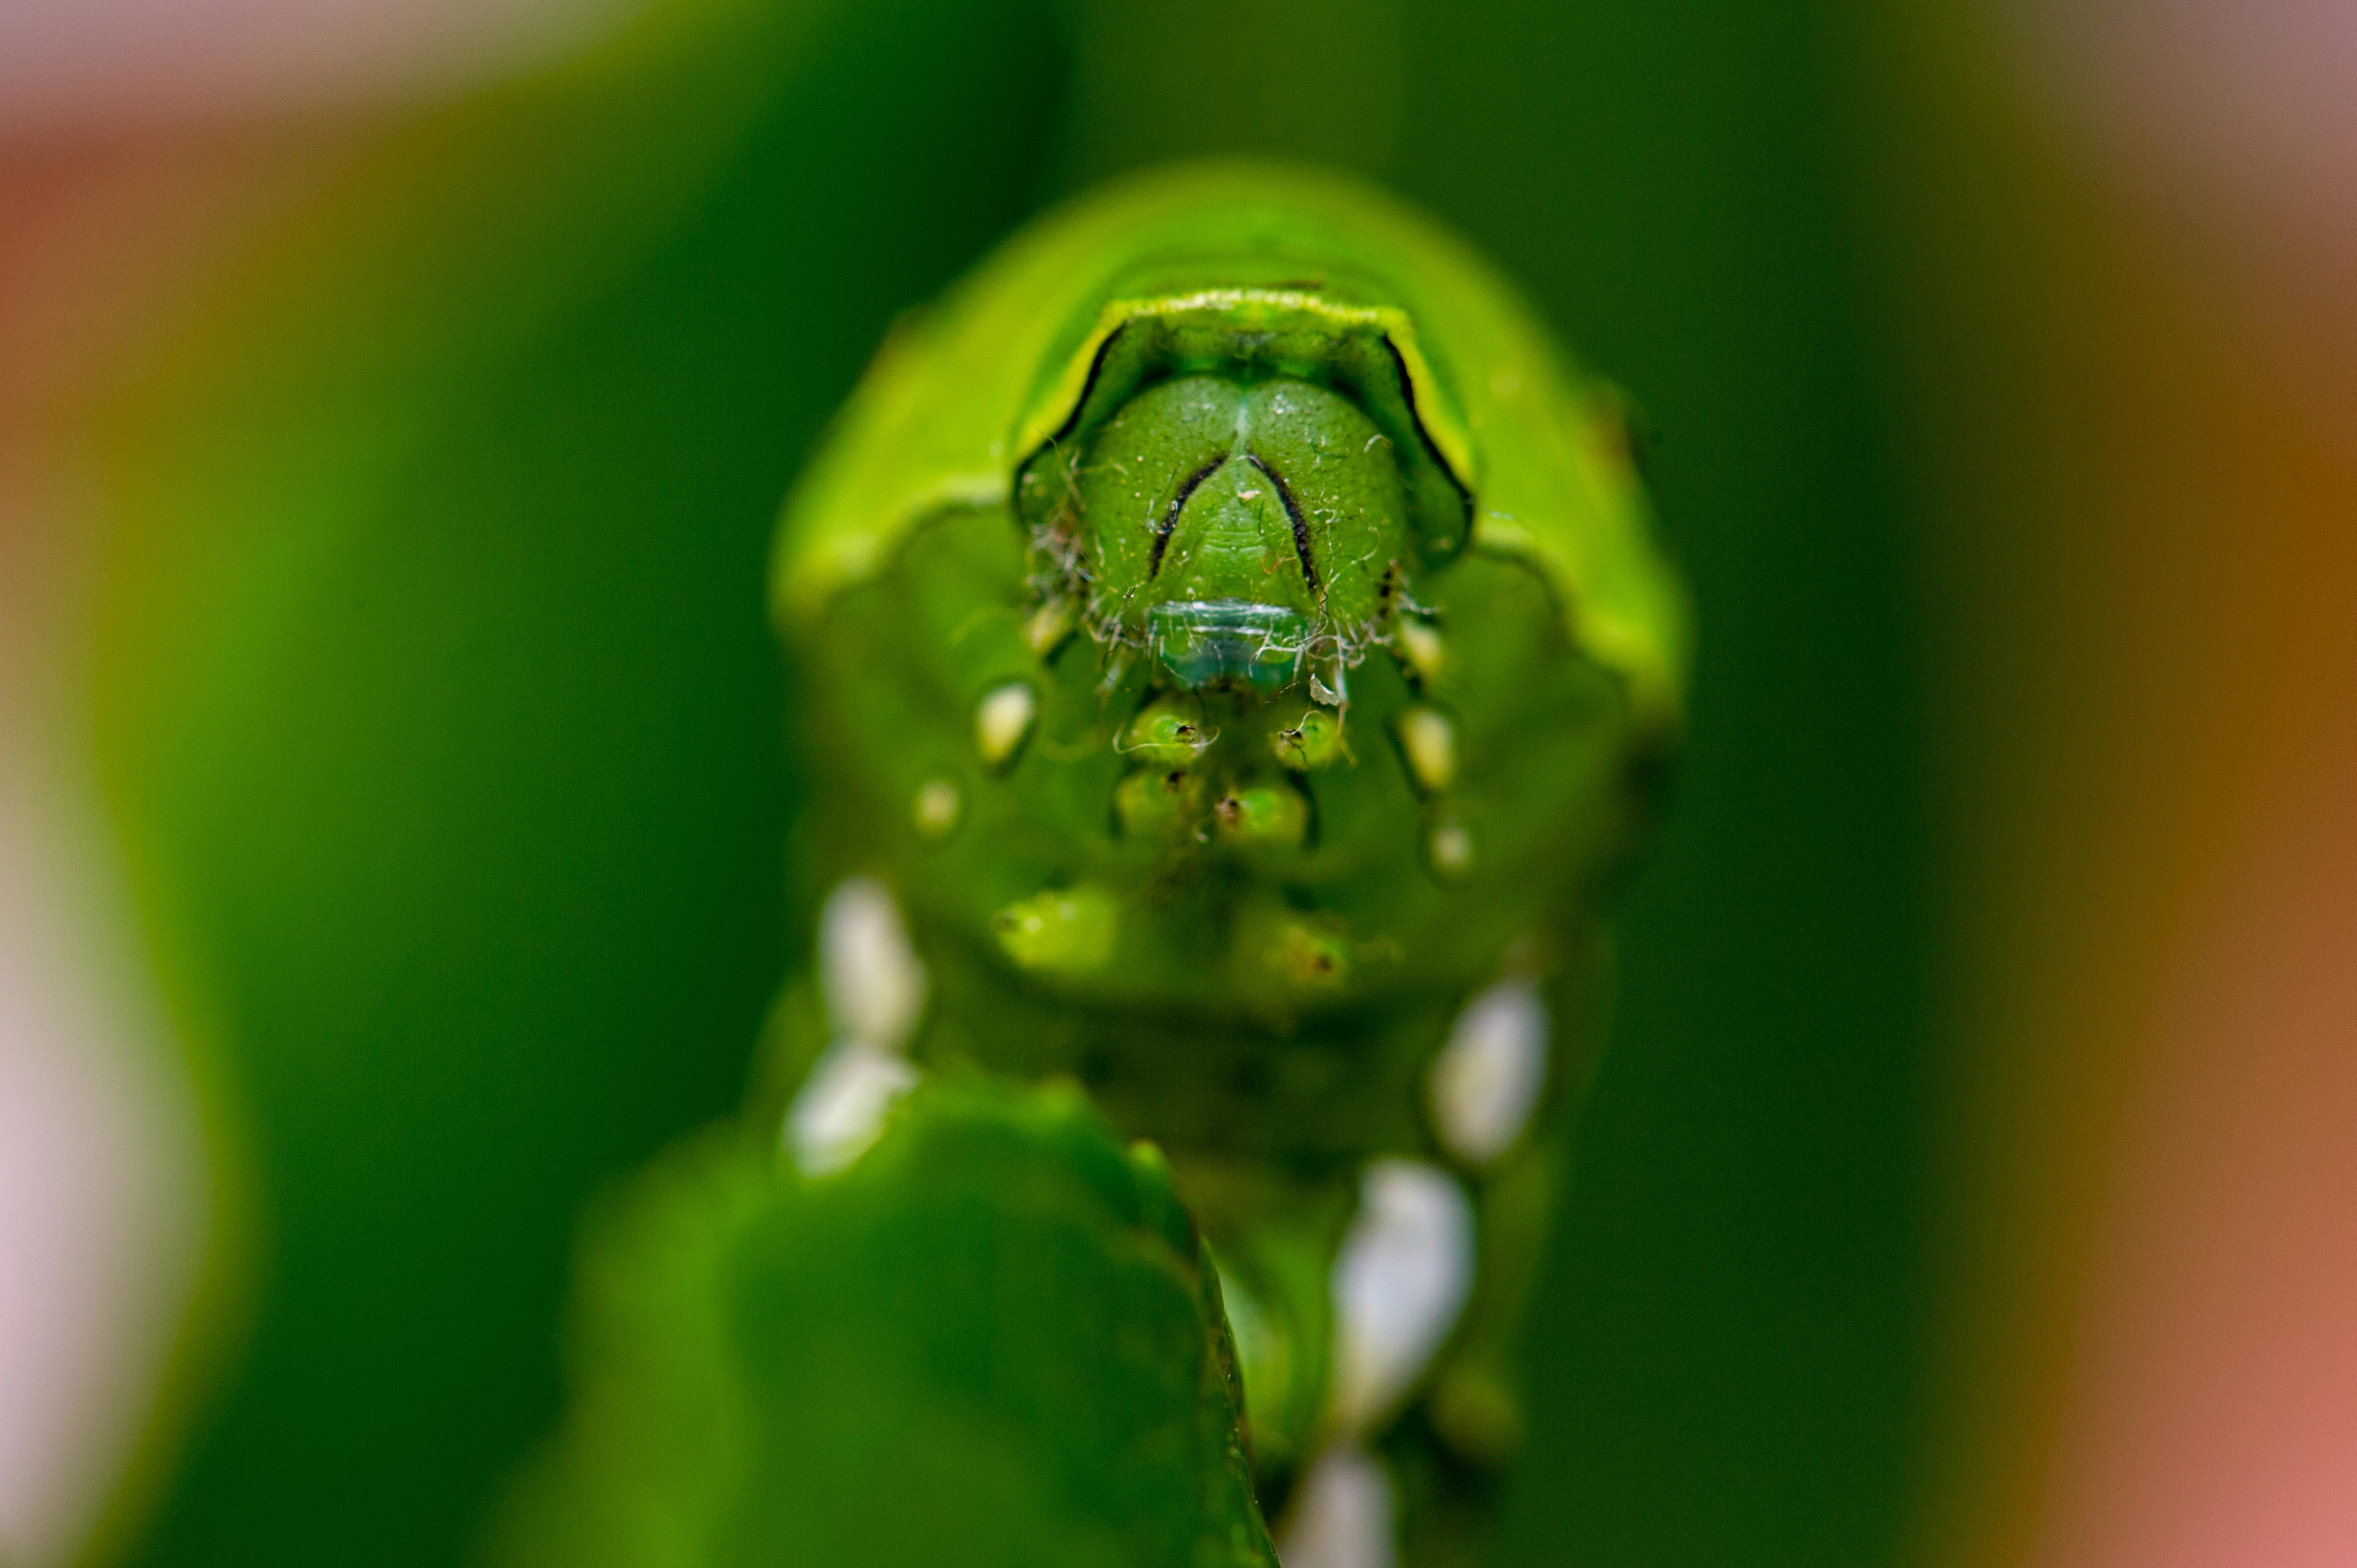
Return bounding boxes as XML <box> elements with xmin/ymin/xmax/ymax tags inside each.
<box><xmin>759</xmin><ymin>163</ymin><xmax>1687</xmax><ymax>1565</ymax></box>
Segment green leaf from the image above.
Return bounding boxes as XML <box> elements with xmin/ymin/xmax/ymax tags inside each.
<box><xmin>490</xmin><ymin>1079</ymin><xmax>1275</xmax><ymax>1568</ymax></box>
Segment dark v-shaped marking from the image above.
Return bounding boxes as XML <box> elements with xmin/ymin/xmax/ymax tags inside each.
<box><xmin>1245</xmin><ymin>453</ymin><xmax>1321</xmax><ymax>596</ymax></box>
<box><xmin>1148</xmin><ymin>456</ymin><xmax>1226</xmax><ymax>580</ymax></box>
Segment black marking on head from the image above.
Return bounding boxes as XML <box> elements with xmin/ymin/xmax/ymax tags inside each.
<box><xmin>1380</xmin><ymin>333</ymin><xmax>1475</xmax><ymax>535</ymax></box>
<box><xmin>1043</xmin><ymin>324</ymin><xmax>1128</xmax><ymax>451</ymax></box>
<box><xmin>1245</xmin><ymin>453</ymin><xmax>1321</xmax><ymax>596</ymax></box>
<box><xmin>1149</xmin><ymin>456</ymin><xmax>1226</xmax><ymax>580</ymax></box>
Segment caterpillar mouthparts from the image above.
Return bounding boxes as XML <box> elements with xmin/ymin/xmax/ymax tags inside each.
<box><xmin>1146</xmin><ymin>599</ymin><xmax>1308</xmax><ymax>692</ymax></box>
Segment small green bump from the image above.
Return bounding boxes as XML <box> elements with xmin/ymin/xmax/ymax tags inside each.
<box><xmin>1395</xmin><ymin>616</ymin><xmax>1447</xmax><ymax>686</ymax></box>
<box><xmin>1114</xmin><ymin>768</ymin><xmax>1206</xmax><ymax>838</ymax></box>
<box><xmin>1214</xmin><ymin>783</ymin><xmax>1309</xmax><ymax>850</ymax></box>
<box><xmin>992</xmin><ymin>885</ymin><xmax>1118</xmax><ymax>974</ymax></box>
<box><xmin>1124</xmin><ymin>1140</ymin><xmax>1197</xmax><ymax>1257</ymax></box>
<box><xmin>1430</xmin><ymin>1366</ymin><xmax>1525</xmax><ymax>1464</ymax></box>
<box><xmin>1033</xmin><ymin>1076</ymin><xmax>1094</xmax><ymax>1119</ymax></box>
<box><xmin>1395</xmin><ymin>704</ymin><xmax>1457</xmax><ymax>794</ymax></box>
<box><xmin>1126</xmin><ymin>1138</ymin><xmax>1172</xmax><ymax>1182</ymax></box>
<box><xmin>974</xmin><ymin>682</ymin><xmax>1036</xmax><ymax>769</ymax></box>
<box><xmin>911</xmin><ymin>777</ymin><xmax>961</xmax><ymax>839</ymax></box>
<box><xmin>1024</xmin><ymin>595</ymin><xmax>1079</xmax><ymax>656</ymax></box>
<box><xmin>1121</xmin><ymin>699</ymin><xmax>1213</xmax><ymax>767</ymax></box>
<box><xmin>1267</xmin><ymin>916</ymin><xmax>1350</xmax><ymax>993</ymax></box>
<box><xmin>1267</xmin><ymin>705</ymin><xmax>1345</xmax><ymax>770</ymax></box>
<box><xmin>1427</xmin><ymin>811</ymin><xmax>1475</xmax><ymax>878</ymax></box>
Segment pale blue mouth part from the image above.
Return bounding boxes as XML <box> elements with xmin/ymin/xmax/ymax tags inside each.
<box><xmin>1148</xmin><ymin>600</ymin><xmax>1308</xmax><ymax>692</ymax></box>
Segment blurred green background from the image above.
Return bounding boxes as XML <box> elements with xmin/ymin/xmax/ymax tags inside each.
<box><xmin>83</xmin><ymin>1</ymin><xmax>1932</xmax><ymax>1563</ymax></box>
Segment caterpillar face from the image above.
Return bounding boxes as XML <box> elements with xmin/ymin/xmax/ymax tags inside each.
<box><xmin>777</xmin><ymin>167</ymin><xmax>1686</xmax><ymax>1027</ymax></box>
<box><xmin>1041</xmin><ymin>372</ymin><xmax>1430</xmax><ymax>693</ymax></box>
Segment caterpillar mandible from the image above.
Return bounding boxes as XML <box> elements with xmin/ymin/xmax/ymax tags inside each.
<box><xmin>759</xmin><ymin>162</ymin><xmax>1688</xmax><ymax>1566</ymax></box>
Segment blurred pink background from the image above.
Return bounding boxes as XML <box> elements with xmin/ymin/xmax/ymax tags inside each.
<box><xmin>1903</xmin><ymin>5</ymin><xmax>2357</xmax><ymax>1563</ymax></box>
<box><xmin>1</xmin><ymin>3</ymin><xmax>643</xmax><ymax>1557</ymax></box>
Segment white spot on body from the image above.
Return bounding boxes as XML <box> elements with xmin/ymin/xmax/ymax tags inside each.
<box><xmin>912</xmin><ymin>778</ymin><xmax>961</xmax><ymax>839</ymax></box>
<box><xmin>1427</xmin><ymin>817</ymin><xmax>1475</xmax><ymax>877</ymax></box>
<box><xmin>819</xmin><ymin>876</ymin><xmax>927</xmax><ymax>1050</ymax></box>
<box><xmin>785</xmin><ymin>1041</ymin><xmax>918</xmax><ymax>1175</ymax></box>
<box><xmin>1328</xmin><ymin>1160</ymin><xmax>1474</xmax><ymax>1435</ymax></box>
<box><xmin>1393</xmin><ymin>618</ymin><xmax>1445</xmax><ymax>685</ymax></box>
<box><xmin>1277</xmin><ymin>1447</ymin><xmax>1396</xmax><ymax>1568</ymax></box>
<box><xmin>1428</xmin><ymin>979</ymin><xmax>1549</xmax><ymax>1166</ymax></box>
<box><xmin>788</xmin><ymin>878</ymin><xmax>931</xmax><ymax>1175</ymax></box>
<box><xmin>1395</xmin><ymin>707</ymin><xmax>1456</xmax><ymax>793</ymax></box>
<box><xmin>1023</xmin><ymin>597</ymin><xmax>1077</xmax><ymax>656</ymax></box>
<box><xmin>974</xmin><ymin>681</ymin><xmax>1036</xmax><ymax>768</ymax></box>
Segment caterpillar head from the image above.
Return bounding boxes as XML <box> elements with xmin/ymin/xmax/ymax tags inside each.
<box><xmin>778</xmin><ymin>171</ymin><xmax>1686</xmax><ymax>1028</ymax></box>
